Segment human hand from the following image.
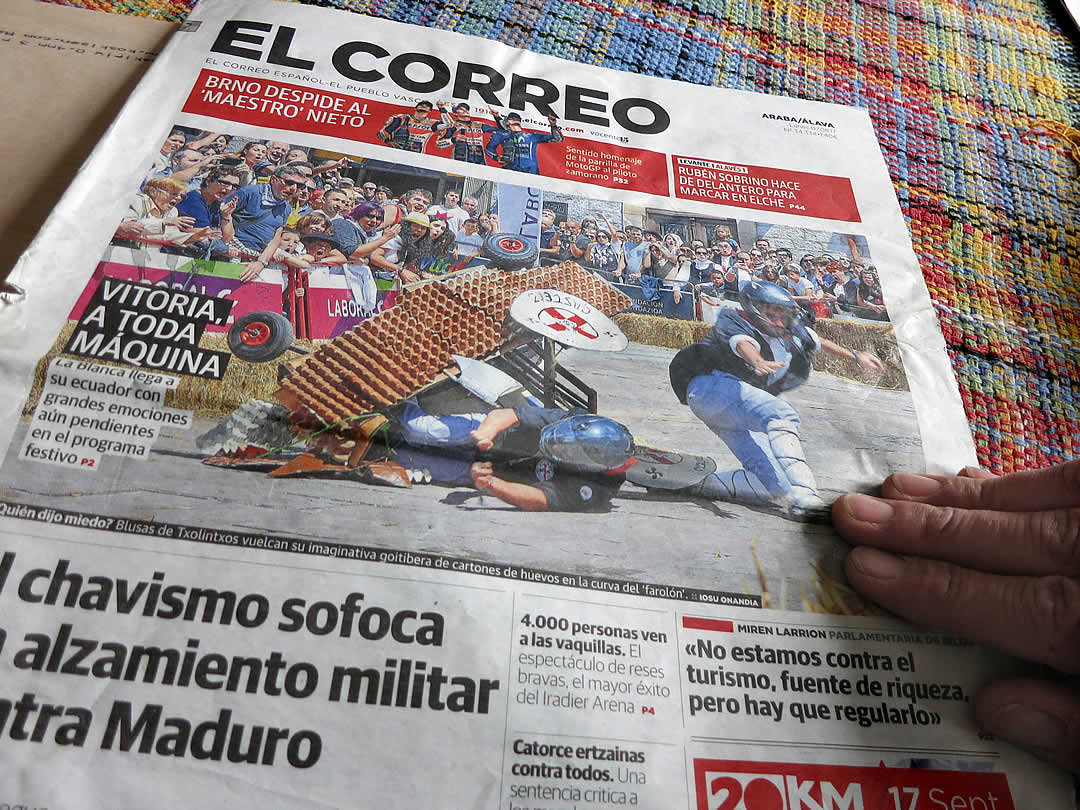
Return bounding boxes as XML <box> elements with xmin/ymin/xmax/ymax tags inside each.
<box><xmin>750</xmin><ymin>358</ymin><xmax>785</xmax><ymax>376</ymax></box>
<box><xmin>240</xmin><ymin>261</ymin><xmax>263</xmax><ymax>282</ymax></box>
<box><xmin>833</xmin><ymin>461</ymin><xmax>1080</xmax><ymax>773</ymax></box>
<box><xmin>854</xmin><ymin>351</ymin><xmax>885</xmax><ymax>373</ymax></box>
<box><xmin>219</xmin><ymin>198</ymin><xmax>237</xmax><ymax>218</ymax></box>
<box><xmin>165</xmin><ymin>216</ymin><xmax>197</xmax><ymax>230</ymax></box>
<box><xmin>115</xmin><ymin>220</ymin><xmax>147</xmax><ymax>239</ymax></box>
<box><xmin>470</xmin><ymin>427</ymin><xmax>497</xmax><ymax>452</ymax></box>
<box><xmin>399</xmin><ymin>268</ymin><xmax>421</xmax><ymax>283</ymax></box>
<box><xmin>672</xmin><ymin>289</ymin><xmax>682</xmax><ymax>305</ymax></box>
<box><xmin>470</xmin><ymin>461</ymin><xmax>496</xmax><ymax>489</ymax></box>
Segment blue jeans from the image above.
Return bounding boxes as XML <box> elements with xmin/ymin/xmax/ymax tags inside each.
<box><xmin>685</xmin><ymin>371</ymin><xmax>801</xmax><ymax>498</ymax></box>
<box><xmin>393</xmin><ymin>402</ymin><xmax>485</xmax><ymax>486</ymax></box>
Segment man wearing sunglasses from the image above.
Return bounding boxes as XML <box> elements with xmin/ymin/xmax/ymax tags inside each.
<box><xmin>224</xmin><ymin>165</ymin><xmax>305</xmax><ymax>255</ymax></box>
<box><xmin>174</xmin><ymin>168</ymin><xmax>241</xmax><ymax>259</ymax></box>
<box><xmin>688</xmin><ymin>245</ymin><xmax>718</xmax><ymax>286</ymax></box>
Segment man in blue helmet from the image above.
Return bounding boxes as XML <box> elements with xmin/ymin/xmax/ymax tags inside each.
<box><xmin>669</xmin><ymin>281</ymin><xmax>885</xmax><ymax>517</ymax></box>
<box><xmin>389</xmin><ymin>402</ymin><xmax>634</xmax><ymax>512</ymax></box>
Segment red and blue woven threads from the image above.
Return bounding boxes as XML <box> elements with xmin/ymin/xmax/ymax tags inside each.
<box><xmin>36</xmin><ymin>0</ymin><xmax>1080</xmax><ymax>471</ymax></box>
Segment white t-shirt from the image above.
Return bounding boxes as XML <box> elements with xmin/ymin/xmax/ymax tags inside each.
<box><xmin>455</xmin><ymin>230</ymin><xmax>484</xmax><ymax>259</ymax></box>
<box><xmin>428</xmin><ymin>204</ymin><xmax>469</xmax><ymax>233</ymax></box>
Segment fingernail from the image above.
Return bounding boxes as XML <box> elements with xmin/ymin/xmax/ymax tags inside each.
<box><xmin>891</xmin><ymin>472</ymin><xmax>943</xmax><ymax>498</ymax></box>
<box><xmin>983</xmin><ymin>704</ymin><xmax>1064</xmax><ymax>754</ymax></box>
<box><xmin>846</xmin><ymin>494</ymin><xmax>894</xmax><ymax>524</ymax></box>
<box><xmin>849</xmin><ymin>547</ymin><xmax>904</xmax><ymax>580</ymax></box>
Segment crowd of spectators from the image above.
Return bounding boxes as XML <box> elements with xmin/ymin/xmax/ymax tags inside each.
<box><xmin>541</xmin><ymin>216</ymin><xmax>889</xmax><ymax>321</ymax></box>
<box><xmin>116</xmin><ymin>129</ymin><xmax>888</xmax><ymax>325</ymax></box>
<box><xmin>116</xmin><ymin>130</ymin><xmax>510</xmax><ymax>314</ymax></box>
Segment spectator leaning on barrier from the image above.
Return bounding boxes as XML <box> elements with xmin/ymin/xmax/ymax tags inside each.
<box><xmin>688</xmin><ymin>246</ymin><xmax>718</xmax><ymax>286</ymax></box>
<box><xmin>538</xmin><ymin>209</ymin><xmax>560</xmax><ymax>265</ymax></box>
<box><xmin>224</xmin><ymin>164</ymin><xmax>305</xmax><ymax>262</ymax></box>
<box><xmin>588</xmin><ymin>229</ymin><xmax>620</xmax><ymax>274</ymax></box>
<box><xmin>174</xmin><ymin>168</ymin><xmax>240</xmax><ymax>259</ymax></box>
<box><xmin>372</xmin><ymin>211</ymin><xmax>432</xmax><ymax>283</ymax></box>
<box><xmin>856</xmin><ymin>265</ymin><xmax>889</xmax><ymax>319</ymax></box>
<box><xmin>782</xmin><ymin>265</ymin><xmax>818</xmax><ymax>305</ymax></box>
<box><xmin>316</xmin><ymin>188</ymin><xmax>362</xmax><ymax>259</ymax></box>
<box><xmin>455</xmin><ymin>217</ymin><xmax>485</xmax><ymax>266</ymax></box>
<box><xmin>617</xmin><ymin>226</ymin><xmax>649</xmax><ymax>281</ymax></box>
<box><xmin>124</xmin><ymin>176</ymin><xmax>215</xmax><ymax>248</ymax></box>
<box><xmin>696</xmin><ymin>268</ymin><xmax>729</xmax><ymax>306</ymax></box>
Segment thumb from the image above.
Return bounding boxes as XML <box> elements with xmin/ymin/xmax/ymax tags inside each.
<box><xmin>977</xmin><ymin>678</ymin><xmax>1080</xmax><ymax>773</ymax></box>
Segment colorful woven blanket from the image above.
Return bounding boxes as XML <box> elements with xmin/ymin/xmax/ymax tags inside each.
<box><xmin>39</xmin><ymin>0</ymin><xmax>1080</xmax><ymax>471</ymax></box>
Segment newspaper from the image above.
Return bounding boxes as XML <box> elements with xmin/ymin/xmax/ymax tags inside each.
<box><xmin>0</xmin><ymin>0</ymin><xmax>1069</xmax><ymax>806</ymax></box>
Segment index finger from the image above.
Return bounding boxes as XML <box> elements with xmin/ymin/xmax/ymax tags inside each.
<box><xmin>881</xmin><ymin>461</ymin><xmax>1080</xmax><ymax>513</ymax></box>
<box><xmin>831</xmin><ymin>492</ymin><xmax>1080</xmax><ymax>576</ymax></box>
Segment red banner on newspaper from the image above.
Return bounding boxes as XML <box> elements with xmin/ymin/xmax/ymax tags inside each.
<box><xmin>693</xmin><ymin>759</ymin><xmax>1014</xmax><ymax>810</ymax></box>
<box><xmin>547</xmin><ymin>139</ymin><xmax>668</xmax><ymax>196</ymax></box>
<box><xmin>181</xmin><ymin>70</ymin><xmax>667</xmax><ymax>194</ymax></box>
<box><xmin>672</xmin><ymin>155</ymin><xmax>861</xmax><ymax>222</ymax></box>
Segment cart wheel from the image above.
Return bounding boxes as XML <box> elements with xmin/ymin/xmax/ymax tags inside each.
<box><xmin>227</xmin><ymin>311</ymin><xmax>295</xmax><ymax>363</ymax></box>
<box><xmin>483</xmin><ymin>232</ymin><xmax>539</xmax><ymax>270</ymax></box>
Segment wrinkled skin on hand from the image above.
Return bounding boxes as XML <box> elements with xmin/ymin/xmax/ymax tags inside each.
<box><xmin>832</xmin><ymin>460</ymin><xmax>1080</xmax><ymax>773</ymax></box>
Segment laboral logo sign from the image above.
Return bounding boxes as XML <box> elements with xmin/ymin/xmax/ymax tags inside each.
<box><xmin>692</xmin><ymin>759</ymin><xmax>1017</xmax><ymax>810</ymax></box>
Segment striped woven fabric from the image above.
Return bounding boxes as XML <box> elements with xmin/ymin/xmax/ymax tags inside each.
<box><xmin>40</xmin><ymin>0</ymin><xmax>1080</xmax><ymax>471</ymax></box>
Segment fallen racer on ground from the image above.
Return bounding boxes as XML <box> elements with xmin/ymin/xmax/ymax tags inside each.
<box><xmin>384</xmin><ymin>402</ymin><xmax>635</xmax><ymax>512</ymax></box>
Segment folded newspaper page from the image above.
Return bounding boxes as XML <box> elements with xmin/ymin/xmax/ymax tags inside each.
<box><xmin>0</xmin><ymin>0</ymin><xmax>1069</xmax><ymax>806</ymax></box>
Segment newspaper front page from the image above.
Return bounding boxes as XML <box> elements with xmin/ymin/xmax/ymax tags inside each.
<box><xmin>0</xmin><ymin>0</ymin><xmax>1068</xmax><ymax>806</ymax></box>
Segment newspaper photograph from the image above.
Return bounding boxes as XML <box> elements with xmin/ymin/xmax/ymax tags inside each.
<box><xmin>0</xmin><ymin>0</ymin><xmax>1069</xmax><ymax>807</ymax></box>
<box><xmin>0</xmin><ymin>0</ymin><xmax>966</xmax><ymax>611</ymax></box>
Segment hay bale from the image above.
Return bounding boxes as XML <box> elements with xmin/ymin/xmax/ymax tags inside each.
<box><xmin>811</xmin><ymin>318</ymin><xmax>909</xmax><ymax>391</ymax></box>
<box><xmin>613</xmin><ymin>313</ymin><xmax>708</xmax><ymax>349</ymax></box>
